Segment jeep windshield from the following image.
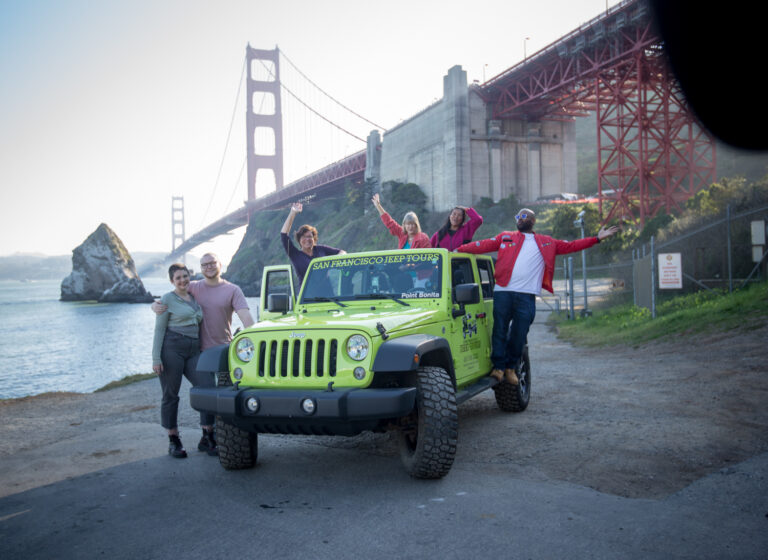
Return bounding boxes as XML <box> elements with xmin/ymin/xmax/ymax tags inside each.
<box><xmin>300</xmin><ymin>251</ymin><xmax>442</xmax><ymax>304</ymax></box>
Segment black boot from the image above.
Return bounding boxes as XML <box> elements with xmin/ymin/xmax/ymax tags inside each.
<box><xmin>168</xmin><ymin>434</ymin><xmax>187</xmax><ymax>458</ymax></box>
<box><xmin>198</xmin><ymin>428</ymin><xmax>218</xmax><ymax>456</ymax></box>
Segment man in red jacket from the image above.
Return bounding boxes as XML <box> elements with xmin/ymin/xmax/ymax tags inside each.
<box><xmin>457</xmin><ymin>208</ymin><xmax>618</xmax><ymax>385</ymax></box>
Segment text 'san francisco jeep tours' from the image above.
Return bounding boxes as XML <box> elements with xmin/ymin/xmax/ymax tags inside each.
<box><xmin>190</xmin><ymin>249</ymin><xmax>531</xmax><ymax>478</ymax></box>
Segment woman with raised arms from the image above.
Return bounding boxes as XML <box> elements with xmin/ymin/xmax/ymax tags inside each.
<box><xmin>280</xmin><ymin>202</ymin><xmax>345</xmax><ymax>286</ymax></box>
<box><xmin>430</xmin><ymin>206</ymin><xmax>483</xmax><ymax>251</ymax></box>
<box><xmin>371</xmin><ymin>193</ymin><xmax>431</xmax><ymax>249</ymax></box>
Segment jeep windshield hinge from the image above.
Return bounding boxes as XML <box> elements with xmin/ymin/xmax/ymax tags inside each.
<box><xmin>376</xmin><ymin>322</ymin><xmax>389</xmax><ymax>340</ymax></box>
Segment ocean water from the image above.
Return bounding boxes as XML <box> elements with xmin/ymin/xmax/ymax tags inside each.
<box><xmin>0</xmin><ymin>278</ymin><xmax>258</xmax><ymax>399</ymax></box>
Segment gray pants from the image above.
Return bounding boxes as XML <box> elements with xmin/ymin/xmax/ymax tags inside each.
<box><xmin>159</xmin><ymin>330</ymin><xmax>214</xmax><ymax>429</ymax></box>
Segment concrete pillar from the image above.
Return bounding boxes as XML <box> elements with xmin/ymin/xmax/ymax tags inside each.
<box><xmin>488</xmin><ymin>120</ymin><xmax>503</xmax><ymax>202</ymax></box>
<box><xmin>365</xmin><ymin>129</ymin><xmax>382</xmax><ymax>187</ymax></box>
<box><xmin>527</xmin><ymin>123</ymin><xmax>542</xmax><ymax>202</ymax></box>
<box><xmin>442</xmin><ymin>65</ymin><xmax>471</xmax><ymax>208</ymax></box>
<box><xmin>563</xmin><ymin>120</ymin><xmax>578</xmax><ymax>192</ymax></box>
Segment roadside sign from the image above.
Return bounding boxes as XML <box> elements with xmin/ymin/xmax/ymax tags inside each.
<box><xmin>751</xmin><ymin>220</ymin><xmax>766</xmax><ymax>246</ymax></box>
<box><xmin>751</xmin><ymin>220</ymin><xmax>765</xmax><ymax>263</ymax></box>
<box><xmin>658</xmin><ymin>253</ymin><xmax>682</xmax><ymax>289</ymax></box>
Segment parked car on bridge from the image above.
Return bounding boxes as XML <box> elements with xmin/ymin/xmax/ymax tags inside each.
<box><xmin>189</xmin><ymin>248</ymin><xmax>530</xmax><ymax>479</ymax></box>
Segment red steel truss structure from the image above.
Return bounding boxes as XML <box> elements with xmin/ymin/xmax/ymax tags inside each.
<box><xmin>478</xmin><ymin>0</ymin><xmax>716</xmax><ymax>225</ymax></box>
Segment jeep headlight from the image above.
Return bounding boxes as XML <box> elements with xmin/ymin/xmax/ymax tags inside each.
<box><xmin>346</xmin><ymin>335</ymin><xmax>369</xmax><ymax>361</ymax></box>
<box><xmin>235</xmin><ymin>338</ymin><xmax>255</xmax><ymax>362</ymax></box>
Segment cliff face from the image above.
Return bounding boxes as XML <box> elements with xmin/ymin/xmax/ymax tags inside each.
<box><xmin>60</xmin><ymin>223</ymin><xmax>154</xmax><ymax>303</ymax></box>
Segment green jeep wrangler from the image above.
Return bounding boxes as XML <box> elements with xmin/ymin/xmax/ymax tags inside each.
<box><xmin>190</xmin><ymin>248</ymin><xmax>530</xmax><ymax>479</ymax></box>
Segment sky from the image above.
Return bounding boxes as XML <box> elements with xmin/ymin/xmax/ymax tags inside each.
<box><xmin>0</xmin><ymin>0</ymin><xmax>621</xmax><ymax>267</ymax></box>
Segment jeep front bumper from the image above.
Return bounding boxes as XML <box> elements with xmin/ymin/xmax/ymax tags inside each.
<box><xmin>189</xmin><ymin>385</ymin><xmax>417</xmax><ymax>436</ymax></box>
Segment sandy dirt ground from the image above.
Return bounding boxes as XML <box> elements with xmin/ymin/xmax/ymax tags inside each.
<box><xmin>2</xmin><ymin>311</ymin><xmax>767</xmax><ymax>500</ymax></box>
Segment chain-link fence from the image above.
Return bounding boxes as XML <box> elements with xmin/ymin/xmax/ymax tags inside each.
<box><xmin>544</xmin><ymin>204</ymin><xmax>768</xmax><ymax>318</ymax></box>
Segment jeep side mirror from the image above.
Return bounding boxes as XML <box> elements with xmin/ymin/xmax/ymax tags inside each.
<box><xmin>452</xmin><ymin>283</ymin><xmax>480</xmax><ymax>318</ymax></box>
<box><xmin>268</xmin><ymin>293</ymin><xmax>291</xmax><ymax>314</ymax></box>
<box><xmin>455</xmin><ymin>283</ymin><xmax>480</xmax><ymax>305</ymax></box>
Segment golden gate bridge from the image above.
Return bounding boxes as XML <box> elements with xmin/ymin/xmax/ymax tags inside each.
<box><xmin>163</xmin><ymin>0</ymin><xmax>715</xmax><ymax>265</ymax></box>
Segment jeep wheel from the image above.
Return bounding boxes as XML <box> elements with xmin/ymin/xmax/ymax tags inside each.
<box><xmin>492</xmin><ymin>345</ymin><xmax>531</xmax><ymax>412</ymax></box>
<box><xmin>398</xmin><ymin>366</ymin><xmax>458</xmax><ymax>479</ymax></box>
<box><xmin>215</xmin><ymin>416</ymin><xmax>258</xmax><ymax>470</ymax></box>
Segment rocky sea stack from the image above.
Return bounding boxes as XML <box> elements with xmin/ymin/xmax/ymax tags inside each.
<box><xmin>60</xmin><ymin>223</ymin><xmax>154</xmax><ymax>303</ymax></box>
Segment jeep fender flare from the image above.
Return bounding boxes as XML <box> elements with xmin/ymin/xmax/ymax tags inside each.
<box><xmin>371</xmin><ymin>334</ymin><xmax>456</xmax><ymax>387</ymax></box>
<box><xmin>196</xmin><ymin>344</ymin><xmax>230</xmax><ymax>374</ymax></box>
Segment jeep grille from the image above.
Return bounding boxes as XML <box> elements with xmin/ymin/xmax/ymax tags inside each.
<box><xmin>255</xmin><ymin>337</ymin><xmax>338</xmax><ymax>378</ymax></box>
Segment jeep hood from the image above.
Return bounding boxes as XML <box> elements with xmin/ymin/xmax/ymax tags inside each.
<box><xmin>252</xmin><ymin>305</ymin><xmax>443</xmax><ymax>337</ymax></box>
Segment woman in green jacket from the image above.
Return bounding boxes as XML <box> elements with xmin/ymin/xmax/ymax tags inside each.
<box><xmin>152</xmin><ymin>263</ymin><xmax>216</xmax><ymax>459</ymax></box>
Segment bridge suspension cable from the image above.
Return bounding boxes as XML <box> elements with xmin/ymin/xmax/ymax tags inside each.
<box><xmin>278</xmin><ymin>48</ymin><xmax>386</xmax><ymax>132</ymax></box>
<box><xmin>199</xmin><ymin>54</ymin><xmax>247</xmax><ymax>229</ymax></box>
<box><xmin>223</xmin><ymin>156</ymin><xmax>247</xmax><ymax>214</ymax></box>
<box><xmin>254</xmin><ymin>57</ymin><xmax>371</xmax><ymax>144</ymax></box>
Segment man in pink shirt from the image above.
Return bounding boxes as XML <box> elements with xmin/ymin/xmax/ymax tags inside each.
<box><xmin>154</xmin><ymin>253</ymin><xmax>254</xmax><ymax>349</ymax></box>
<box><xmin>152</xmin><ymin>253</ymin><xmax>254</xmax><ymax>455</ymax></box>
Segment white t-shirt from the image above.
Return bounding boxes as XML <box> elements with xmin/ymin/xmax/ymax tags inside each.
<box><xmin>495</xmin><ymin>233</ymin><xmax>545</xmax><ymax>295</ymax></box>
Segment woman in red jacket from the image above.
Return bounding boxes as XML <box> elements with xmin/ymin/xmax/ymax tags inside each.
<box><xmin>371</xmin><ymin>193</ymin><xmax>431</xmax><ymax>249</ymax></box>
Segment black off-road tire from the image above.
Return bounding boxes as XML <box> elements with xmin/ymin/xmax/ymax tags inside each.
<box><xmin>215</xmin><ymin>416</ymin><xmax>258</xmax><ymax>470</ymax></box>
<box><xmin>492</xmin><ymin>345</ymin><xmax>531</xmax><ymax>413</ymax></box>
<box><xmin>398</xmin><ymin>366</ymin><xmax>458</xmax><ymax>479</ymax></box>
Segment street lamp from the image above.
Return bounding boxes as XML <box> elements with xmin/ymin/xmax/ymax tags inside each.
<box><xmin>573</xmin><ymin>210</ymin><xmax>591</xmax><ymax>316</ymax></box>
<box><xmin>523</xmin><ymin>37</ymin><xmax>530</xmax><ymax>60</ymax></box>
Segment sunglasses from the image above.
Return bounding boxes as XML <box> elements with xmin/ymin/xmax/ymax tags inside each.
<box><xmin>515</xmin><ymin>213</ymin><xmax>530</xmax><ymax>220</ymax></box>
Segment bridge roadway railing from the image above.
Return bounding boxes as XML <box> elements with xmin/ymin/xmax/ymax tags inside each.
<box><xmin>243</xmin><ymin>149</ymin><xmax>366</xmax><ymax>215</ymax></box>
<box><xmin>478</xmin><ymin>0</ymin><xmax>653</xmax><ymax>120</ymax></box>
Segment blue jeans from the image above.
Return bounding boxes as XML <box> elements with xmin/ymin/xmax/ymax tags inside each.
<box><xmin>491</xmin><ymin>291</ymin><xmax>536</xmax><ymax>371</ymax></box>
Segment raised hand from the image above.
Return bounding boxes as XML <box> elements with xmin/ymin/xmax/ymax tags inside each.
<box><xmin>371</xmin><ymin>193</ymin><xmax>385</xmax><ymax>215</ymax></box>
<box><xmin>597</xmin><ymin>225</ymin><xmax>620</xmax><ymax>240</ymax></box>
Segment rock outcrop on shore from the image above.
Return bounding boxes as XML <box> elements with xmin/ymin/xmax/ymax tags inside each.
<box><xmin>60</xmin><ymin>223</ymin><xmax>154</xmax><ymax>303</ymax></box>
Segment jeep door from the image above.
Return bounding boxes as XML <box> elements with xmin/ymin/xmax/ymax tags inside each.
<box><xmin>259</xmin><ymin>265</ymin><xmax>295</xmax><ymax>322</ymax></box>
<box><xmin>448</xmin><ymin>256</ymin><xmax>493</xmax><ymax>385</ymax></box>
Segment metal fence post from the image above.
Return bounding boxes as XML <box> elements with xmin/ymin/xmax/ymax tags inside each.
<box><xmin>651</xmin><ymin>235</ymin><xmax>656</xmax><ymax>319</ymax></box>
<box><xmin>581</xmin><ymin>241</ymin><xmax>589</xmax><ymax>316</ymax></box>
<box><xmin>574</xmin><ymin>212</ymin><xmax>590</xmax><ymax>316</ymax></box>
<box><xmin>568</xmin><ymin>256</ymin><xmax>575</xmax><ymax>320</ymax></box>
<box><xmin>632</xmin><ymin>248</ymin><xmax>637</xmax><ymax>307</ymax></box>
<box><xmin>727</xmin><ymin>204</ymin><xmax>733</xmax><ymax>293</ymax></box>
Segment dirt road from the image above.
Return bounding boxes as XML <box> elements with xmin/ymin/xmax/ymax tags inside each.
<box><xmin>2</xmin><ymin>311</ymin><xmax>767</xmax><ymax>499</ymax></box>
